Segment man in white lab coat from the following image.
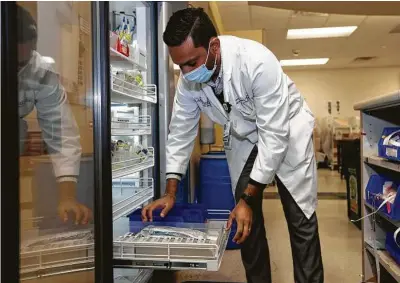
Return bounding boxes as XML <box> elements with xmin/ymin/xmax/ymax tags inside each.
<box><xmin>18</xmin><ymin>5</ymin><xmax>91</xmax><ymax>224</ymax></box>
<box><xmin>143</xmin><ymin>7</ymin><xmax>323</xmax><ymax>283</ymax></box>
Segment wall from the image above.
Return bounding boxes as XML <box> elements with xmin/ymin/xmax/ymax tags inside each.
<box><xmin>285</xmin><ymin>67</ymin><xmax>400</xmax><ymax>119</ymax></box>
<box><xmin>223</xmin><ymin>30</ymin><xmax>264</xmax><ymax>44</ymax></box>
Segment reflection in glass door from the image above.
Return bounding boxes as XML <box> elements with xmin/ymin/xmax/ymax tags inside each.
<box><xmin>16</xmin><ymin>2</ymin><xmax>95</xmax><ymax>282</ymax></box>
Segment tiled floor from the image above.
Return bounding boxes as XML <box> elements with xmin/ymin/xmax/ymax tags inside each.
<box><xmin>175</xmin><ymin>169</ymin><xmax>362</xmax><ymax>283</ymax></box>
<box><xmin>317</xmin><ymin>169</ymin><xmax>347</xmax><ymax>194</ymax></box>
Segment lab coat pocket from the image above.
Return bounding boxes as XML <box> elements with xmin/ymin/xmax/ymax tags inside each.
<box><xmin>284</xmin><ymin>108</ymin><xmax>315</xmax><ymax>169</ymax></box>
<box><xmin>231</xmin><ymin>115</ymin><xmax>257</xmax><ymax>141</ymax></box>
<box><xmin>235</xmin><ymin>98</ymin><xmax>256</xmax><ymax>120</ymax></box>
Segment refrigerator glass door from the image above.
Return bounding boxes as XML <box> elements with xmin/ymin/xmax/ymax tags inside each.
<box><xmin>16</xmin><ymin>2</ymin><xmax>97</xmax><ymax>282</ymax></box>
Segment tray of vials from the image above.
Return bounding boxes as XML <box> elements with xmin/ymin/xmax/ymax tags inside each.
<box><xmin>113</xmin><ymin>221</ymin><xmax>229</xmax><ymax>271</ymax></box>
<box><xmin>111</xmin><ymin>116</ymin><xmax>151</xmax><ymax>136</ymax></box>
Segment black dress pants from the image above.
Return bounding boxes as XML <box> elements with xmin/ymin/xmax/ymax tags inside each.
<box><xmin>235</xmin><ymin>146</ymin><xmax>324</xmax><ymax>283</ymax></box>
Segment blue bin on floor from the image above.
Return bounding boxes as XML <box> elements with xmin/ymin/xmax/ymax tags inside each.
<box><xmin>197</xmin><ymin>152</ymin><xmax>240</xmax><ymax>250</ymax></box>
<box><xmin>366</xmin><ymin>174</ymin><xmax>400</xmax><ymax>220</ymax></box>
<box><xmin>386</xmin><ymin>232</ymin><xmax>400</xmax><ymax>265</ymax></box>
<box><xmin>198</xmin><ymin>152</ymin><xmax>236</xmax><ymax>211</ymax></box>
<box><xmin>378</xmin><ymin>127</ymin><xmax>400</xmax><ymax>162</ymax></box>
<box><xmin>176</xmin><ymin>169</ymin><xmax>190</xmax><ymax>204</ymax></box>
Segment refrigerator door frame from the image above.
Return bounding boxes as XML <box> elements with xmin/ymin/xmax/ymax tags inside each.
<box><xmin>92</xmin><ymin>1</ymin><xmax>114</xmax><ymax>282</ymax></box>
<box><xmin>1</xmin><ymin>2</ymin><xmax>20</xmax><ymax>282</ymax></box>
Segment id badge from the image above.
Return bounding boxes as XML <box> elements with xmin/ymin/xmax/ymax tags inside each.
<box><xmin>223</xmin><ymin>121</ymin><xmax>232</xmax><ymax>150</ymax></box>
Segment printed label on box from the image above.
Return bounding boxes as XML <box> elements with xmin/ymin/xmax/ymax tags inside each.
<box><xmin>386</xmin><ymin>147</ymin><xmax>398</xmax><ymax>158</ymax></box>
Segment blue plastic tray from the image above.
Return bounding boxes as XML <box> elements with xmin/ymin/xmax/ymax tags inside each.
<box><xmin>386</xmin><ymin>232</ymin><xmax>400</xmax><ymax>265</ymax></box>
<box><xmin>366</xmin><ymin>174</ymin><xmax>400</xmax><ymax>220</ymax></box>
<box><xmin>128</xmin><ymin>203</ymin><xmax>208</xmax><ymax>224</ymax></box>
<box><xmin>378</xmin><ymin>127</ymin><xmax>400</xmax><ymax>162</ymax></box>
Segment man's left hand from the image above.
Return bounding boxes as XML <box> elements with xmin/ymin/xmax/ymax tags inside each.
<box><xmin>227</xmin><ymin>199</ymin><xmax>253</xmax><ymax>244</ymax></box>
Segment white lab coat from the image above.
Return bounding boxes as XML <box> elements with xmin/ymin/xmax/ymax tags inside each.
<box><xmin>18</xmin><ymin>51</ymin><xmax>82</xmax><ymax>180</ymax></box>
<box><xmin>166</xmin><ymin>36</ymin><xmax>317</xmax><ymax>218</ymax></box>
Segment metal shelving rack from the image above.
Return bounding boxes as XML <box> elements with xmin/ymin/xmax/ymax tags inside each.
<box><xmin>355</xmin><ymin>90</ymin><xmax>400</xmax><ymax>282</ymax></box>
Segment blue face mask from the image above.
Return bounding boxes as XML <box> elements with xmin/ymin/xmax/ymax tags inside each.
<box><xmin>183</xmin><ymin>41</ymin><xmax>217</xmax><ymax>83</ymax></box>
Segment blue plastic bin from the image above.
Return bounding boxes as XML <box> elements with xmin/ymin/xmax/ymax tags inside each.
<box><xmin>198</xmin><ymin>181</ymin><xmax>235</xmax><ymax>210</ymax></box>
<box><xmin>198</xmin><ymin>152</ymin><xmax>236</xmax><ymax>211</ymax></box>
<box><xmin>378</xmin><ymin>127</ymin><xmax>400</xmax><ymax>162</ymax></box>
<box><xmin>129</xmin><ymin>203</ymin><xmax>208</xmax><ymax>224</ymax></box>
<box><xmin>386</xmin><ymin>232</ymin><xmax>400</xmax><ymax>265</ymax></box>
<box><xmin>176</xmin><ymin>168</ymin><xmax>190</xmax><ymax>204</ymax></box>
<box><xmin>366</xmin><ymin>174</ymin><xmax>400</xmax><ymax>220</ymax></box>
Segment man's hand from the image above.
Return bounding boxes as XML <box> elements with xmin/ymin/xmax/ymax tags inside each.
<box><xmin>142</xmin><ymin>178</ymin><xmax>178</xmax><ymax>222</ymax></box>
<box><xmin>141</xmin><ymin>195</ymin><xmax>176</xmax><ymax>222</ymax></box>
<box><xmin>58</xmin><ymin>181</ymin><xmax>92</xmax><ymax>225</ymax></box>
<box><xmin>227</xmin><ymin>199</ymin><xmax>253</xmax><ymax>244</ymax></box>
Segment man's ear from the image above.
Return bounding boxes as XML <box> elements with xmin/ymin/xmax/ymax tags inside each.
<box><xmin>210</xmin><ymin>37</ymin><xmax>220</xmax><ymax>56</ymax></box>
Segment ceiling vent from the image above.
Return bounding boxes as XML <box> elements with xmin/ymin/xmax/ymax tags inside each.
<box><xmin>352</xmin><ymin>56</ymin><xmax>377</xmax><ymax>63</ymax></box>
<box><xmin>389</xmin><ymin>24</ymin><xmax>400</xmax><ymax>34</ymax></box>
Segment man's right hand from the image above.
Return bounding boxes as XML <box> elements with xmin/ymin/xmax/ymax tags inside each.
<box><xmin>141</xmin><ymin>179</ymin><xmax>178</xmax><ymax>222</ymax></box>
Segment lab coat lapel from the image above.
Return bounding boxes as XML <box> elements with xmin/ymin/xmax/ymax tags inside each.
<box><xmin>219</xmin><ymin>36</ymin><xmax>235</xmax><ymax>115</ymax></box>
<box><xmin>200</xmin><ymin>36</ymin><xmax>237</xmax><ymax>122</ymax></box>
<box><xmin>201</xmin><ymin>81</ymin><xmax>228</xmax><ymax>121</ymax></box>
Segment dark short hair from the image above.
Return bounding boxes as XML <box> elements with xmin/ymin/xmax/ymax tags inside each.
<box><xmin>163</xmin><ymin>7</ymin><xmax>218</xmax><ymax>50</ymax></box>
<box><xmin>17</xmin><ymin>5</ymin><xmax>37</xmax><ymax>44</ymax></box>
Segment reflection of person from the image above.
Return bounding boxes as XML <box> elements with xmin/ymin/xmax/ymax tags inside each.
<box><xmin>143</xmin><ymin>8</ymin><xmax>323</xmax><ymax>283</ymax></box>
<box><xmin>17</xmin><ymin>5</ymin><xmax>91</xmax><ymax>225</ymax></box>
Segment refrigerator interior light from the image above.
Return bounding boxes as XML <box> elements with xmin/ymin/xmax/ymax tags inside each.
<box><xmin>287</xmin><ymin>26</ymin><xmax>357</xmax><ymax>39</ymax></box>
<box><xmin>280</xmin><ymin>58</ymin><xmax>329</xmax><ymax>66</ymax></box>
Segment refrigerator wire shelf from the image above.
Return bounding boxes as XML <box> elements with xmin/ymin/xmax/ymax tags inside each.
<box><xmin>113</xmin><ymin>222</ymin><xmax>230</xmax><ymax>271</ymax></box>
<box><xmin>112</xmin><ymin>147</ymin><xmax>154</xmax><ymax>179</ymax></box>
<box><xmin>111</xmin><ymin>116</ymin><xmax>151</xmax><ymax>136</ymax></box>
<box><xmin>20</xmin><ymin>230</ymin><xmax>94</xmax><ymax>280</ymax></box>
<box><xmin>110</xmin><ymin>47</ymin><xmax>147</xmax><ymax>71</ymax></box>
<box><xmin>111</xmin><ymin>74</ymin><xmax>157</xmax><ymax>104</ymax></box>
<box><xmin>113</xmin><ymin>178</ymin><xmax>154</xmax><ymax>221</ymax></box>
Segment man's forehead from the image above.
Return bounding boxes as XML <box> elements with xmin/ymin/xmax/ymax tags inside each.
<box><xmin>169</xmin><ymin>36</ymin><xmax>204</xmax><ymax>65</ymax></box>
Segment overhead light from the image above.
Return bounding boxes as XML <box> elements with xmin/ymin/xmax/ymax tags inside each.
<box><xmin>173</xmin><ymin>64</ymin><xmax>180</xmax><ymax>71</ymax></box>
<box><xmin>280</xmin><ymin>58</ymin><xmax>329</xmax><ymax>67</ymax></box>
<box><xmin>287</xmin><ymin>26</ymin><xmax>357</xmax><ymax>39</ymax></box>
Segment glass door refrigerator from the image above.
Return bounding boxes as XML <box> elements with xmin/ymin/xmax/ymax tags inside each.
<box><xmin>1</xmin><ymin>2</ymin><xmax>229</xmax><ymax>283</ymax></box>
